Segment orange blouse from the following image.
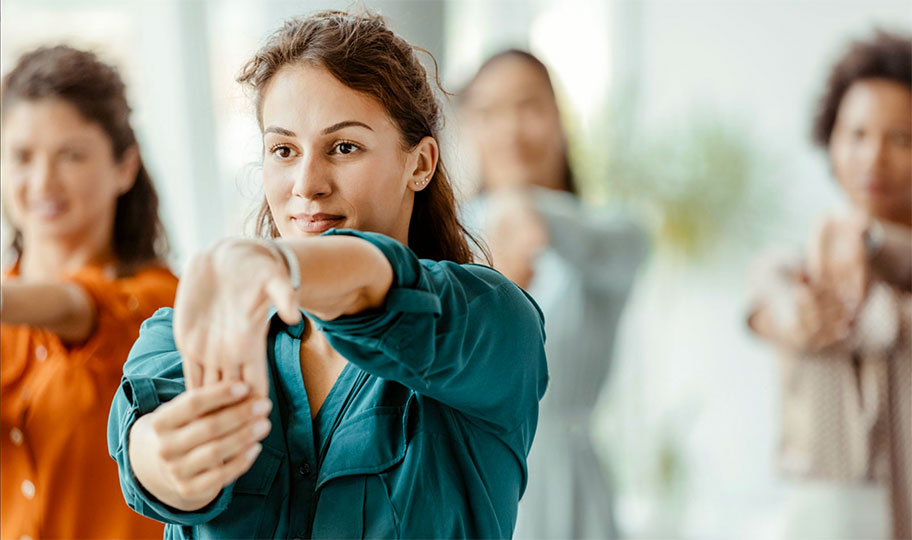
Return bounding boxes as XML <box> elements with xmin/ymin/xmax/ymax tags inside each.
<box><xmin>1</xmin><ymin>263</ymin><xmax>177</xmax><ymax>540</ymax></box>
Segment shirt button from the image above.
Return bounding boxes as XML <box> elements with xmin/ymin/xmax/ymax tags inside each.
<box><xmin>21</xmin><ymin>479</ymin><xmax>35</xmax><ymax>499</ymax></box>
<box><xmin>299</xmin><ymin>462</ymin><xmax>311</xmax><ymax>477</ymax></box>
<box><xmin>20</xmin><ymin>535</ymin><xmax>34</xmax><ymax>540</ymax></box>
<box><xmin>10</xmin><ymin>428</ymin><xmax>24</xmax><ymax>446</ymax></box>
<box><xmin>34</xmin><ymin>345</ymin><xmax>47</xmax><ymax>362</ymax></box>
<box><xmin>127</xmin><ymin>295</ymin><xmax>140</xmax><ymax>312</ymax></box>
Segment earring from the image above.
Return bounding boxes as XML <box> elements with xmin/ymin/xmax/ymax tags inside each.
<box><xmin>415</xmin><ymin>176</ymin><xmax>430</xmax><ymax>187</ymax></box>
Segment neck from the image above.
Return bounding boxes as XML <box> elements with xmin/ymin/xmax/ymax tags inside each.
<box><xmin>19</xmin><ymin>226</ymin><xmax>115</xmax><ymax>281</ymax></box>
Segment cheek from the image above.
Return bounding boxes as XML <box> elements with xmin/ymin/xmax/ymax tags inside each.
<box><xmin>356</xmin><ymin>160</ymin><xmax>400</xmax><ymax>200</ymax></box>
<box><xmin>829</xmin><ymin>140</ymin><xmax>857</xmax><ymax>182</ymax></box>
<box><xmin>347</xmin><ymin>160</ymin><xmax>404</xmax><ymax>220</ymax></box>
<box><xmin>473</xmin><ymin>124</ymin><xmax>507</xmax><ymax>156</ymax></box>
<box><xmin>1</xmin><ymin>174</ymin><xmax>27</xmax><ymax>224</ymax></box>
<box><xmin>67</xmin><ymin>163</ymin><xmax>120</xmax><ymax>211</ymax></box>
<box><xmin>887</xmin><ymin>147</ymin><xmax>912</xmax><ymax>187</ymax></box>
<box><xmin>262</xmin><ymin>164</ymin><xmax>292</xmax><ymax>208</ymax></box>
<box><xmin>524</xmin><ymin>115</ymin><xmax>561</xmax><ymax>153</ymax></box>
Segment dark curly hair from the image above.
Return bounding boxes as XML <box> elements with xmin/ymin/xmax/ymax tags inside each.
<box><xmin>812</xmin><ymin>29</ymin><xmax>912</xmax><ymax>148</ymax></box>
<box><xmin>1</xmin><ymin>45</ymin><xmax>169</xmax><ymax>275</ymax></box>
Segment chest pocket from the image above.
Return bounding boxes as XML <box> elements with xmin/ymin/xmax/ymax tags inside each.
<box><xmin>191</xmin><ymin>443</ymin><xmax>284</xmax><ymax>540</ymax></box>
<box><xmin>311</xmin><ymin>405</ymin><xmax>410</xmax><ymax>539</ymax></box>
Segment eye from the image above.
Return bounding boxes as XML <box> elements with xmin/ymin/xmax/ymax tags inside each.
<box><xmin>269</xmin><ymin>144</ymin><xmax>296</xmax><ymax>160</ymax></box>
<box><xmin>332</xmin><ymin>141</ymin><xmax>360</xmax><ymax>155</ymax></box>
<box><xmin>59</xmin><ymin>149</ymin><xmax>86</xmax><ymax>163</ymax></box>
<box><xmin>12</xmin><ymin>149</ymin><xmax>31</xmax><ymax>165</ymax></box>
<box><xmin>889</xmin><ymin>131</ymin><xmax>912</xmax><ymax>148</ymax></box>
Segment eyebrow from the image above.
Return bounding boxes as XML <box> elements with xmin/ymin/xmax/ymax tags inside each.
<box><xmin>264</xmin><ymin>126</ymin><xmax>296</xmax><ymax>137</ymax></box>
<box><xmin>263</xmin><ymin>121</ymin><xmax>374</xmax><ymax>138</ymax></box>
<box><xmin>322</xmin><ymin>120</ymin><xmax>373</xmax><ymax>134</ymax></box>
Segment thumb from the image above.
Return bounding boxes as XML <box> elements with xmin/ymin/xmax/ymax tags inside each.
<box><xmin>265</xmin><ymin>275</ymin><xmax>302</xmax><ymax>326</ymax></box>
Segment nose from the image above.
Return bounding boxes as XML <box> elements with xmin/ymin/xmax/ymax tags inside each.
<box><xmin>30</xmin><ymin>155</ymin><xmax>59</xmax><ymax>196</ymax></box>
<box><xmin>503</xmin><ymin>107</ymin><xmax>523</xmax><ymax>143</ymax></box>
<box><xmin>292</xmin><ymin>151</ymin><xmax>332</xmax><ymax>200</ymax></box>
<box><xmin>863</xmin><ymin>134</ymin><xmax>889</xmax><ymax>173</ymax></box>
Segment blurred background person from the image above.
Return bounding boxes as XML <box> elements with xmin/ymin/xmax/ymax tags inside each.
<box><xmin>747</xmin><ymin>31</ymin><xmax>911</xmax><ymax>540</ymax></box>
<box><xmin>0</xmin><ymin>46</ymin><xmax>176</xmax><ymax>539</ymax></box>
<box><xmin>460</xmin><ymin>49</ymin><xmax>649</xmax><ymax>539</ymax></box>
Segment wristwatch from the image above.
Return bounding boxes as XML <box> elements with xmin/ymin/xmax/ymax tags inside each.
<box><xmin>261</xmin><ymin>239</ymin><xmax>302</xmax><ymax>291</ymax></box>
<box><xmin>863</xmin><ymin>219</ymin><xmax>885</xmax><ymax>260</ymax></box>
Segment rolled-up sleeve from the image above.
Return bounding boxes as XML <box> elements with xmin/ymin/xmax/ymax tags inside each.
<box><xmin>311</xmin><ymin>229</ymin><xmax>548</xmax><ymax>433</ymax></box>
<box><xmin>107</xmin><ymin>308</ymin><xmax>235</xmax><ymax>526</ymax></box>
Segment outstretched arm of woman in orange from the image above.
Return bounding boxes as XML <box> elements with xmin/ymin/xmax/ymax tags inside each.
<box><xmin>0</xmin><ymin>281</ymin><xmax>95</xmax><ymax>343</ymax></box>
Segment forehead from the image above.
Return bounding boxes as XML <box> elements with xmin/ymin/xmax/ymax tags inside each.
<box><xmin>838</xmin><ymin>78</ymin><xmax>912</xmax><ymax>122</ymax></box>
<box><xmin>260</xmin><ymin>63</ymin><xmax>396</xmax><ymax>134</ymax></box>
<box><xmin>468</xmin><ymin>57</ymin><xmax>553</xmax><ymax>105</ymax></box>
<box><xmin>2</xmin><ymin>98</ymin><xmax>100</xmax><ymax>140</ymax></box>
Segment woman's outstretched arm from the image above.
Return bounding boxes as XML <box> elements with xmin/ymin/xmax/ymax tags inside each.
<box><xmin>1</xmin><ymin>281</ymin><xmax>95</xmax><ymax>342</ymax></box>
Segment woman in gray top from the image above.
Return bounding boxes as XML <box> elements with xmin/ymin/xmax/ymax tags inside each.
<box><xmin>460</xmin><ymin>50</ymin><xmax>648</xmax><ymax>539</ymax></box>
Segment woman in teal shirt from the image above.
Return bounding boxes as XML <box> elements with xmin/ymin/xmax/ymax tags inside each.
<box><xmin>107</xmin><ymin>10</ymin><xmax>547</xmax><ymax>539</ymax></box>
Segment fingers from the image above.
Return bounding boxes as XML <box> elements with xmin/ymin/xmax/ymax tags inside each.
<box><xmin>160</xmin><ymin>396</ymin><xmax>272</xmax><ymax>459</ymax></box>
<box><xmin>167</xmin><ymin>415</ymin><xmax>271</xmax><ymax>478</ymax></box>
<box><xmin>242</xmin><ymin>361</ymin><xmax>270</xmax><ymax>399</ymax></box>
<box><xmin>152</xmin><ymin>382</ymin><xmax>251</xmax><ymax>431</ymax></box>
<box><xmin>235</xmin><ymin>313</ymin><xmax>271</xmax><ymax>398</ymax></box>
<box><xmin>182</xmin><ymin>361</ymin><xmax>203</xmax><ymax>392</ymax></box>
<box><xmin>265</xmin><ymin>275</ymin><xmax>302</xmax><ymax>326</ymax></box>
<box><xmin>203</xmin><ymin>362</ymin><xmax>221</xmax><ymax>387</ymax></box>
<box><xmin>806</xmin><ymin>218</ymin><xmax>830</xmax><ymax>283</ymax></box>
<box><xmin>220</xmin><ymin>365</ymin><xmax>242</xmax><ymax>383</ymax></box>
<box><xmin>173</xmin><ymin>442</ymin><xmax>262</xmax><ymax>502</ymax></box>
<box><xmin>173</xmin><ymin>240</ymin><xmax>299</xmax><ymax>396</ymax></box>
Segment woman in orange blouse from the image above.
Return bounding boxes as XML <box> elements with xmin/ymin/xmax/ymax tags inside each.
<box><xmin>0</xmin><ymin>46</ymin><xmax>176</xmax><ymax>539</ymax></box>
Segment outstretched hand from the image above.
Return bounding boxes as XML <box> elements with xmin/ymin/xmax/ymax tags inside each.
<box><xmin>173</xmin><ymin>239</ymin><xmax>302</xmax><ymax>397</ymax></box>
<box><xmin>128</xmin><ymin>381</ymin><xmax>273</xmax><ymax>511</ymax></box>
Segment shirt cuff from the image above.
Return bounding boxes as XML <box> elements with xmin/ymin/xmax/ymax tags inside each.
<box><xmin>308</xmin><ymin>229</ymin><xmax>442</xmax><ymax>372</ymax></box>
<box><xmin>314</xmin><ymin>228</ymin><xmax>443</xmax><ymax>320</ymax></box>
<box><xmin>114</xmin><ymin>375</ymin><xmax>235</xmax><ymax>526</ymax></box>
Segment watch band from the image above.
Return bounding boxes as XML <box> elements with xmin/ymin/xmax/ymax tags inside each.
<box><xmin>863</xmin><ymin>219</ymin><xmax>885</xmax><ymax>260</ymax></box>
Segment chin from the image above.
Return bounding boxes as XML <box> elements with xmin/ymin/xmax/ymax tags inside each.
<box><xmin>27</xmin><ymin>219</ymin><xmax>72</xmax><ymax>237</ymax></box>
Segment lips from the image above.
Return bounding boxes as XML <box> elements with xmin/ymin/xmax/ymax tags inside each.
<box><xmin>29</xmin><ymin>199</ymin><xmax>68</xmax><ymax>220</ymax></box>
<box><xmin>290</xmin><ymin>213</ymin><xmax>345</xmax><ymax>234</ymax></box>
<box><xmin>859</xmin><ymin>176</ymin><xmax>892</xmax><ymax>198</ymax></box>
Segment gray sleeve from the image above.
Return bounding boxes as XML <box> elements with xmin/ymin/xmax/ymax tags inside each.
<box><xmin>532</xmin><ymin>189</ymin><xmax>649</xmax><ymax>295</ymax></box>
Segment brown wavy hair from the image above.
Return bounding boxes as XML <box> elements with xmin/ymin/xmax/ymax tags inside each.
<box><xmin>459</xmin><ymin>49</ymin><xmax>578</xmax><ymax>195</ymax></box>
<box><xmin>1</xmin><ymin>45</ymin><xmax>168</xmax><ymax>275</ymax></box>
<box><xmin>238</xmin><ymin>10</ymin><xmax>486</xmax><ymax>264</ymax></box>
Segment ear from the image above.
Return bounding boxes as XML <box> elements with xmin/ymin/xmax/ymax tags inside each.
<box><xmin>406</xmin><ymin>136</ymin><xmax>439</xmax><ymax>192</ymax></box>
<box><xmin>115</xmin><ymin>145</ymin><xmax>141</xmax><ymax>196</ymax></box>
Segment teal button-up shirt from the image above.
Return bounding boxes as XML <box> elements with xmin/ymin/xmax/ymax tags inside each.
<box><xmin>108</xmin><ymin>230</ymin><xmax>548</xmax><ymax>539</ymax></box>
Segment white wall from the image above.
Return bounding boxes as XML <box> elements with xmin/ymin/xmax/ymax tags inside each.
<box><xmin>603</xmin><ymin>2</ymin><xmax>912</xmax><ymax>537</ymax></box>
